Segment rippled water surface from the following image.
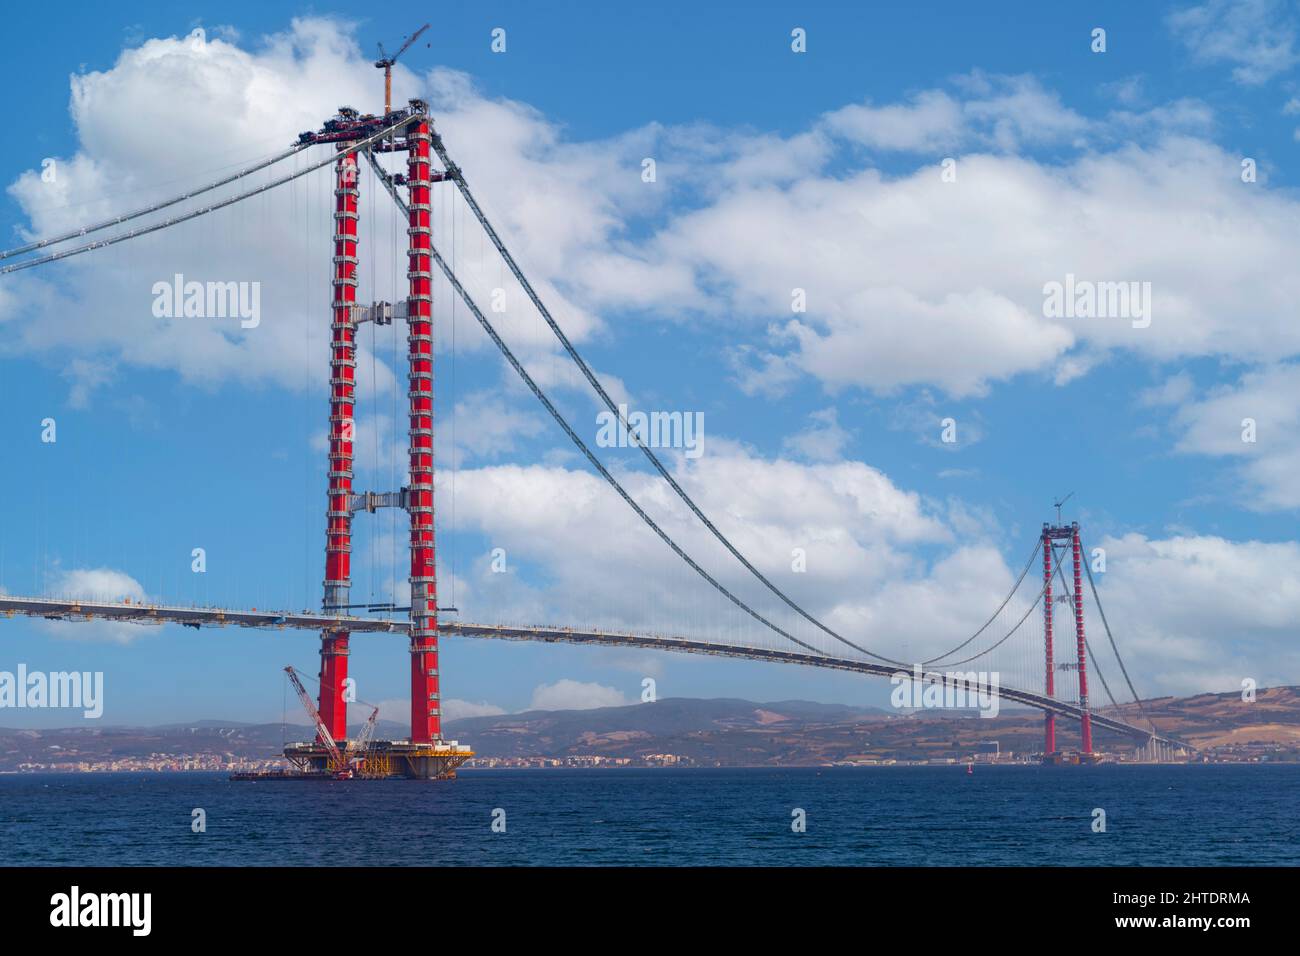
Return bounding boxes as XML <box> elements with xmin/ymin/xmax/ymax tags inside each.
<box><xmin>1</xmin><ymin>765</ymin><xmax>1296</xmax><ymax>866</ymax></box>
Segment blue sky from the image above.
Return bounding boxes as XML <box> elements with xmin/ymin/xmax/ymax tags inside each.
<box><xmin>1</xmin><ymin>1</ymin><xmax>1298</xmax><ymax>728</ymax></box>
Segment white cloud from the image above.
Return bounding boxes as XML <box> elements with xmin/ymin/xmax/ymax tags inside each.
<box><xmin>1170</xmin><ymin>363</ymin><xmax>1300</xmax><ymax>510</ymax></box>
<box><xmin>421</xmin><ymin>438</ymin><xmax>1300</xmax><ymax>696</ymax></box>
<box><xmin>783</xmin><ymin>407</ymin><xmax>852</xmax><ymax>462</ymax></box>
<box><xmin>353</xmin><ymin>696</ymin><xmax>506</xmax><ymax>726</ymax></box>
<box><xmin>442</xmin><ymin>698</ymin><xmax>507</xmax><ymax>721</ymax></box>
<box><xmin>366</xmin><ymin>698</ymin><xmax>410</xmax><ymax>725</ymax></box>
<box><xmin>822</xmin><ymin>89</ymin><xmax>966</xmax><ymax>152</ymax></box>
<box><xmin>48</xmin><ymin>567</ymin><xmax>146</xmax><ymax>603</ymax></box>
<box><xmin>443</xmin><ymin>390</ymin><xmax>546</xmax><ymax>466</ymax></box>
<box><xmin>437</xmin><ymin>442</ymin><xmax>1024</xmax><ymax>662</ymax></box>
<box><xmin>4</xmin><ymin>26</ymin><xmax>1295</xmax><ymax>406</ymax></box>
<box><xmin>1169</xmin><ymin>0</ymin><xmax>1300</xmax><ymax>85</ymax></box>
<box><xmin>0</xmin><ymin>20</ymin><xmax>620</xmax><ymax>395</ymax></box>
<box><xmin>61</xmin><ymin>358</ymin><xmax>116</xmax><ymax>409</ymax></box>
<box><xmin>528</xmin><ymin>679</ymin><xmax>629</xmax><ymax>711</ymax></box>
<box><xmin>1139</xmin><ymin>371</ymin><xmax>1196</xmax><ymax>408</ymax></box>
<box><xmin>639</xmin><ymin>136</ymin><xmax>1300</xmax><ymax>397</ymax></box>
<box><xmin>37</xmin><ymin>567</ymin><xmax>149</xmax><ymax>644</ymax></box>
<box><xmin>822</xmin><ymin>73</ymin><xmax>1206</xmax><ymax>155</ymax></box>
<box><xmin>1090</xmin><ymin>533</ymin><xmax>1300</xmax><ymax>693</ymax></box>
<box><xmin>887</xmin><ymin>394</ymin><xmax>985</xmax><ymax>450</ymax></box>
<box><xmin>1101</xmin><ymin>76</ymin><xmax>1146</xmax><ymax>107</ymax></box>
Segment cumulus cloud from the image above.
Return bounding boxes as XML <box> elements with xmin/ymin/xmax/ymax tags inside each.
<box><xmin>643</xmin><ymin>135</ymin><xmax>1300</xmax><ymax>397</ymax></box>
<box><xmin>434</xmin><ymin>440</ymin><xmax>1033</xmax><ymax>663</ymax></box>
<box><xmin>823</xmin><ymin>73</ymin><xmax>1095</xmax><ymax>153</ymax></box>
<box><xmin>61</xmin><ymin>358</ymin><xmax>116</xmax><ymax>409</ymax></box>
<box><xmin>6</xmin><ymin>23</ymin><xmax>1297</xmax><ymax>406</ymax></box>
<box><xmin>442</xmin><ymin>698</ymin><xmax>507</xmax><ymax>721</ymax></box>
<box><xmin>1138</xmin><ymin>371</ymin><xmax>1196</xmax><ymax>408</ymax></box>
<box><xmin>822</xmin><ymin>89</ymin><xmax>967</xmax><ymax>152</ymax></box>
<box><xmin>782</xmin><ymin>407</ymin><xmax>852</xmax><ymax>462</ymax></box>
<box><xmin>1169</xmin><ymin>0</ymin><xmax>1300</xmax><ymax>85</ymax></box>
<box><xmin>36</xmin><ymin>567</ymin><xmax>149</xmax><ymax>644</ymax></box>
<box><xmin>435</xmin><ymin>442</ymin><xmax>1300</xmax><ymax>695</ymax></box>
<box><xmin>48</xmin><ymin>567</ymin><xmax>146</xmax><ymax>603</ymax></box>
<box><xmin>1</xmin><ymin>19</ymin><xmax>624</xmax><ymax>395</ymax></box>
<box><xmin>444</xmin><ymin>390</ymin><xmax>546</xmax><ymax>466</ymax></box>
<box><xmin>1169</xmin><ymin>363</ymin><xmax>1300</xmax><ymax>511</ymax></box>
<box><xmin>528</xmin><ymin>679</ymin><xmax>629</xmax><ymax>711</ymax></box>
<box><xmin>337</xmin><ymin>696</ymin><xmax>507</xmax><ymax>727</ymax></box>
<box><xmin>1090</xmin><ymin>533</ymin><xmax>1300</xmax><ymax>693</ymax></box>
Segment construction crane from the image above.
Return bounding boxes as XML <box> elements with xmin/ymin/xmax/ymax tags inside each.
<box><xmin>284</xmin><ymin>665</ymin><xmax>353</xmax><ymax>779</ymax></box>
<box><xmin>348</xmin><ymin>704</ymin><xmax>381</xmax><ymax>776</ymax></box>
<box><xmin>375</xmin><ymin>23</ymin><xmax>429</xmax><ymax>114</ymax></box>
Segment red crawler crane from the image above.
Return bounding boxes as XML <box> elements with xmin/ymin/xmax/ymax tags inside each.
<box><xmin>349</xmin><ymin>704</ymin><xmax>381</xmax><ymax>776</ymax></box>
<box><xmin>284</xmin><ymin>665</ymin><xmax>354</xmax><ymax>779</ymax></box>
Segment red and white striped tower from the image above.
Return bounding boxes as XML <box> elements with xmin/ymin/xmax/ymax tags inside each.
<box><xmin>405</xmin><ymin>112</ymin><xmax>440</xmax><ymax>743</ymax></box>
<box><xmin>1071</xmin><ymin>522</ymin><xmax>1093</xmax><ymax>754</ymax></box>
<box><xmin>319</xmin><ymin>142</ymin><xmax>360</xmax><ymax>742</ymax></box>
<box><xmin>1042</xmin><ymin>525</ymin><xmax>1056</xmax><ymax>755</ymax></box>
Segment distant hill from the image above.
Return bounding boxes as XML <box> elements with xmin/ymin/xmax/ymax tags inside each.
<box><xmin>445</xmin><ymin>696</ymin><xmax>888</xmax><ymax>746</ymax></box>
<box><xmin>2</xmin><ymin>688</ymin><xmax>1296</xmax><ymax>768</ymax></box>
<box><xmin>1123</xmin><ymin>686</ymin><xmax>1300</xmax><ymax>751</ymax></box>
<box><xmin>440</xmin><ymin>689</ymin><xmax>1300</xmax><ymax>764</ymax></box>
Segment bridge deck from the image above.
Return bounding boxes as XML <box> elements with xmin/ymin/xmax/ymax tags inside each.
<box><xmin>0</xmin><ymin>595</ymin><xmax>1182</xmax><ymax>747</ymax></box>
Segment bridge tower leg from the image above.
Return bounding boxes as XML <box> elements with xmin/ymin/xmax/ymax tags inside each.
<box><xmin>1042</xmin><ymin>525</ymin><xmax>1056</xmax><ymax>756</ymax></box>
<box><xmin>1071</xmin><ymin>523</ymin><xmax>1093</xmax><ymax>755</ymax></box>
<box><xmin>405</xmin><ymin>111</ymin><xmax>441</xmax><ymax>744</ymax></box>
<box><xmin>319</xmin><ymin>141</ymin><xmax>360</xmax><ymax>742</ymax></box>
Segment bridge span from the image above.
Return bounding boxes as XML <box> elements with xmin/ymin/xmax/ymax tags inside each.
<box><xmin>0</xmin><ymin>595</ymin><xmax>1185</xmax><ymax>749</ymax></box>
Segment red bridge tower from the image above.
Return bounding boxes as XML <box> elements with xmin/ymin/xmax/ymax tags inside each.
<box><xmin>284</xmin><ymin>100</ymin><xmax>471</xmax><ymax>780</ymax></box>
<box><xmin>1041</xmin><ymin>520</ymin><xmax>1094</xmax><ymax>764</ymax></box>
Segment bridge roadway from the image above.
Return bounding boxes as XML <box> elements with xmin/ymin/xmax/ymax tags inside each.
<box><xmin>0</xmin><ymin>595</ymin><xmax>1183</xmax><ymax>748</ymax></box>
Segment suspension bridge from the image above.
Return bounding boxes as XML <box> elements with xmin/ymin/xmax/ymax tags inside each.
<box><xmin>0</xmin><ymin>94</ymin><xmax>1189</xmax><ymax>776</ymax></box>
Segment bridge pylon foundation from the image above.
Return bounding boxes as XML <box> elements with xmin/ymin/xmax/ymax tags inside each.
<box><xmin>283</xmin><ymin>740</ymin><xmax>474</xmax><ymax>780</ymax></box>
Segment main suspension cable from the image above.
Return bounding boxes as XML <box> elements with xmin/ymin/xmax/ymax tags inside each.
<box><xmin>430</xmin><ymin>133</ymin><xmax>917</xmax><ymax>665</ymax></box>
<box><xmin>1079</xmin><ymin>533</ymin><xmax>1155</xmax><ymax>731</ymax></box>
<box><xmin>427</xmin><ymin>134</ymin><xmax>1059</xmax><ymax>671</ymax></box>
<box><xmin>0</xmin><ymin>120</ymin><xmax>408</xmax><ymax>276</ymax></box>
<box><xmin>919</xmin><ymin>537</ymin><xmax>1041</xmax><ymax>666</ymax></box>
<box><xmin>923</xmin><ymin>553</ymin><xmax>1059</xmax><ymax>669</ymax></box>
<box><xmin>0</xmin><ymin>143</ymin><xmax>307</xmax><ymax>262</ymax></box>
<box><xmin>366</xmin><ymin>151</ymin><xmax>829</xmax><ymax>659</ymax></box>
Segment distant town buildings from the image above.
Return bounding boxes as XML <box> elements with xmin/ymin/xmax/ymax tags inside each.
<box><xmin>464</xmin><ymin>753</ymin><xmax>696</xmax><ymax>769</ymax></box>
<box><xmin>11</xmin><ymin>753</ymin><xmax>286</xmax><ymax>773</ymax></box>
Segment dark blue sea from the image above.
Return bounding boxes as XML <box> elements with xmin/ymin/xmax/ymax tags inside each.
<box><xmin>1</xmin><ymin>765</ymin><xmax>1296</xmax><ymax>866</ymax></box>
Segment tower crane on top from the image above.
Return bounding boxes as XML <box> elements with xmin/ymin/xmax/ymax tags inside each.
<box><xmin>284</xmin><ymin>665</ymin><xmax>353</xmax><ymax>779</ymax></box>
<box><xmin>375</xmin><ymin>23</ymin><xmax>430</xmax><ymax>114</ymax></box>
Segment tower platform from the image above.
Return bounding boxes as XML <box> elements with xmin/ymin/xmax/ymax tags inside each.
<box><xmin>282</xmin><ymin>739</ymin><xmax>474</xmax><ymax>780</ymax></box>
